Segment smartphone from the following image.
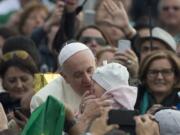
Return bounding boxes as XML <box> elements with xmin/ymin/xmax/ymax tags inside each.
<box><xmin>13</xmin><ymin>107</ymin><xmax>23</xmax><ymax>119</ymax></box>
<box><xmin>107</xmin><ymin>109</ymin><xmax>138</xmax><ymax>125</ymax></box>
<box><xmin>118</xmin><ymin>39</ymin><xmax>131</xmax><ymax>53</ymax></box>
<box><xmin>107</xmin><ymin>109</ymin><xmax>138</xmax><ymax>135</ymax></box>
<box><xmin>84</xmin><ymin>10</ymin><xmax>95</xmax><ymax>26</ymax></box>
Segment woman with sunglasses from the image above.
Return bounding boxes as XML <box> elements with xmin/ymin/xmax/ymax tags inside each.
<box><xmin>76</xmin><ymin>25</ymin><xmax>112</xmax><ymax>55</ymax></box>
<box><xmin>0</xmin><ymin>50</ymin><xmax>38</xmax><ymax>131</ymax></box>
<box><xmin>135</xmin><ymin>50</ymin><xmax>180</xmax><ymax>114</ymax></box>
<box><xmin>0</xmin><ymin>50</ymin><xmax>38</xmax><ymax>99</ymax></box>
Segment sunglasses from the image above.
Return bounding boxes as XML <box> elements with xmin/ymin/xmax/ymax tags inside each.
<box><xmin>79</xmin><ymin>36</ymin><xmax>107</xmax><ymax>46</ymax></box>
<box><xmin>162</xmin><ymin>6</ymin><xmax>180</xmax><ymax>11</ymax></box>
<box><xmin>1</xmin><ymin>50</ymin><xmax>36</xmax><ymax>66</ymax></box>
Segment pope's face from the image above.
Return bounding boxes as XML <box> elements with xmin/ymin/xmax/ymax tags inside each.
<box><xmin>62</xmin><ymin>50</ymin><xmax>96</xmax><ymax>96</ymax></box>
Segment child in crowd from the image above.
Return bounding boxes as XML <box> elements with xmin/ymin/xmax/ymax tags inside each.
<box><xmin>92</xmin><ymin>62</ymin><xmax>137</xmax><ymax>110</ymax></box>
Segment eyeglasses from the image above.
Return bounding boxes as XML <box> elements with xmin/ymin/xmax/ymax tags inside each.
<box><xmin>147</xmin><ymin>68</ymin><xmax>174</xmax><ymax>78</ymax></box>
<box><xmin>162</xmin><ymin>6</ymin><xmax>180</xmax><ymax>12</ymax></box>
<box><xmin>79</xmin><ymin>36</ymin><xmax>107</xmax><ymax>46</ymax></box>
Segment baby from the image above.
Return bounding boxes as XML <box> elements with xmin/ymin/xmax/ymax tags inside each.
<box><xmin>92</xmin><ymin>63</ymin><xmax>137</xmax><ymax>110</ymax></box>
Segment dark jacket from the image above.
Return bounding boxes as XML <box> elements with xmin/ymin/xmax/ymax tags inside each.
<box><xmin>31</xmin><ymin>27</ymin><xmax>57</xmax><ymax>72</ymax></box>
<box><xmin>0</xmin><ymin>92</ymin><xmax>20</xmax><ymax>114</ymax></box>
<box><xmin>52</xmin><ymin>11</ymin><xmax>76</xmax><ymax>53</ymax></box>
<box><xmin>135</xmin><ymin>85</ymin><xmax>180</xmax><ymax>114</ymax></box>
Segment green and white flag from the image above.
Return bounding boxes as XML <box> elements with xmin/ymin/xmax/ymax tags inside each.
<box><xmin>21</xmin><ymin>96</ymin><xmax>65</xmax><ymax>135</ymax></box>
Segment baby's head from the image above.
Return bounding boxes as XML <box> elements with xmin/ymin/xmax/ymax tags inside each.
<box><xmin>92</xmin><ymin>63</ymin><xmax>129</xmax><ymax>97</ymax></box>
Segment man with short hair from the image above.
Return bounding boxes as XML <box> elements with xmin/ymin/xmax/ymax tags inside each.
<box><xmin>158</xmin><ymin>0</ymin><xmax>180</xmax><ymax>36</ymax></box>
<box><xmin>30</xmin><ymin>42</ymin><xmax>96</xmax><ymax>113</ymax></box>
<box><xmin>136</xmin><ymin>27</ymin><xmax>177</xmax><ymax>62</ymax></box>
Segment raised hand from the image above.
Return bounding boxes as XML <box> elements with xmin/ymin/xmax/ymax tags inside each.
<box><xmin>99</xmin><ymin>0</ymin><xmax>136</xmax><ymax>38</ymax></box>
<box><xmin>111</xmin><ymin>49</ymin><xmax>139</xmax><ymax>78</ymax></box>
<box><xmin>65</xmin><ymin>0</ymin><xmax>78</xmax><ymax>13</ymax></box>
<box><xmin>44</xmin><ymin>0</ymin><xmax>65</xmax><ymax>32</ymax></box>
<box><xmin>102</xmin><ymin>0</ymin><xmax>129</xmax><ymax>29</ymax></box>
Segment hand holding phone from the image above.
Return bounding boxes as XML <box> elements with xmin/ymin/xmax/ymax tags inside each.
<box><xmin>13</xmin><ymin>109</ymin><xmax>28</xmax><ymax>128</ymax></box>
<box><xmin>107</xmin><ymin>109</ymin><xmax>138</xmax><ymax>135</ymax></box>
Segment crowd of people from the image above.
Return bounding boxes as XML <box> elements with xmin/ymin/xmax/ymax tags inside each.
<box><xmin>0</xmin><ymin>0</ymin><xmax>180</xmax><ymax>134</ymax></box>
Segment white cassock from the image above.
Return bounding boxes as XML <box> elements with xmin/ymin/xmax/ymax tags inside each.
<box><xmin>30</xmin><ymin>76</ymin><xmax>81</xmax><ymax>113</ymax></box>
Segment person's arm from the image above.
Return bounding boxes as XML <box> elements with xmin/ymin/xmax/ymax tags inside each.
<box><xmin>99</xmin><ymin>0</ymin><xmax>144</xmax><ymax>80</ymax></box>
<box><xmin>111</xmin><ymin>49</ymin><xmax>139</xmax><ymax>78</ymax></box>
<box><xmin>70</xmin><ymin>92</ymin><xmax>113</xmax><ymax>134</ymax></box>
<box><xmin>99</xmin><ymin>0</ymin><xmax>136</xmax><ymax>38</ymax></box>
<box><xmin>83</xmin><ymin>109</ymin><xmax>118</xmax><ymax>135</ymax></box>
<box><xmin>64</xmin><ymin>11</ymin><xmax>76</xmax><ymax>39</ymax></box>
<box><xmin>0</xmin><ymin>103</ymin><xmax>8</xmax><ymax>131</ymax></box>
<box><xmin>52</xmin><ymin>0</ymin><xmax>78</xmax><ymax>53</ymax></box>
<box><xmin>52</xmin><ymin>11</ymin><xmax>76</xmax><ymax>53</ymax></box>
<box><xmin>31</xmin><ymin>0</ymin><xmax>65</xmax><ymax>48</ymax></box>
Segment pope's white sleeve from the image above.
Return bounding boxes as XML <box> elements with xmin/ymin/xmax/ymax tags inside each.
<box><xmin>30</xmin><ymin>94</ymin><xmax>44</xmax><ymax>113</ymax></box>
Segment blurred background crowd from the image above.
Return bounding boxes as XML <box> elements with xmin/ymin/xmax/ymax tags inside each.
<box><xmin>0</xmin><ymin>0</ymin><xmax>180</xmax><ymax>135</ymax></box>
